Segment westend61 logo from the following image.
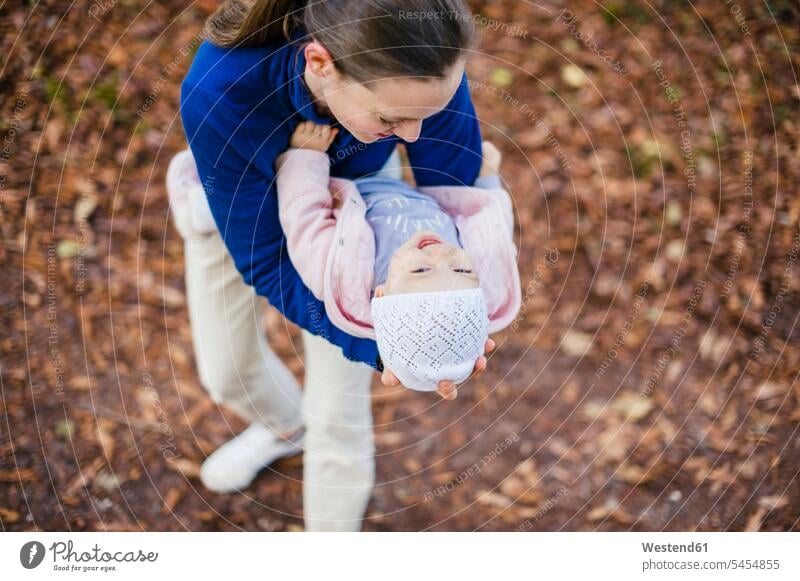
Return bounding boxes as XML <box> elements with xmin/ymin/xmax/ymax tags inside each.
<box><xmin>19</xmin><ymin>540</ymin><xmax>158</xmax><ymax>573</ymax></box>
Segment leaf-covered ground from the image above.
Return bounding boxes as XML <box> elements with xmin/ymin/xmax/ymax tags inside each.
<box><xmin>1</xmin><ymin>1</ymin><xmax>799</xmax><ymax>531</ymax></box>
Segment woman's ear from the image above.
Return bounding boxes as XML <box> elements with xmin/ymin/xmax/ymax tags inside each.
<box><xmin>304</xmin><ymin>41</ymin><xmax>336</xmax><ymax>78</ymax></box>
<box><xmin>374</xmin><ymin>284</ymin><xmax>386</xmax><ymax>298</ymax></box>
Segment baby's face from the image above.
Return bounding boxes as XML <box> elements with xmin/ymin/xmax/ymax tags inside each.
<box><xmin>381</xmin><ymin>230</ymin><xmax>479</xmax><ymax>295</ymax></box>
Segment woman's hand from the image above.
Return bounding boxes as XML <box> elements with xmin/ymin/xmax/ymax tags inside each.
<box><xmin>380</xmin><ymin>338</ymin><xmax>496</xmax><ymax>400</ymax></box>
<box><xmin>290</xmin><ymin>121</ymin><xmax>338</xmax><ymax>152</ymax></box>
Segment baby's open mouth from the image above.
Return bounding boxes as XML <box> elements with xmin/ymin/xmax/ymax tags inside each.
<box><xmin>418</xmin><ymin>236</ymin><xmax>442</xmax><ymax>250</ymax></box>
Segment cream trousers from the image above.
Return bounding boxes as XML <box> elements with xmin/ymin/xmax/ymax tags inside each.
<box><xmin>170</xmin><ymin>148</ymin><xmax>402</xmax><ymax>531</ymax></box>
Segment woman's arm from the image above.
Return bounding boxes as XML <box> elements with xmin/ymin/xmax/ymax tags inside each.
<box><xmin>179</xmin><ymin>85</ymin><xmax>380</xmax><ymax>367</ymax></box>
<box><xmin>405</xmin><ymin>72</ymin><xmax>483</xmax><ymax>187</ymax></box>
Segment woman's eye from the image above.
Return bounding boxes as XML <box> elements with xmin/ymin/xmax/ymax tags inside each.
<box><xmin>411</xmin><ymin>267</ymin><xmax>430</xmax><ymax>274</ymax></box>
<box><xmin>453</xmin><ymin>268</ymin><xmax>473</xmax><ymax>274</ymax></box>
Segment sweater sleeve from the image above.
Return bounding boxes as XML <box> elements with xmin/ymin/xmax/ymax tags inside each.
<box><xmin>474</xmin><ymin>174</ymin><xmax>514</xmax><ymax>235</ymax></box>
<box><xmin>179</xmin><ymin>85</ymin><xmax>379</xmax><ymax>367</ymax></box>
<box><xmin>275</xmin><ymin>148</ymin><xmax>338</xmax><ymax>301</ymax></box>
<box><xmin>405</xmin><ymin>72</ymin><xmax>483</xmax><ymax>187</ymax></box>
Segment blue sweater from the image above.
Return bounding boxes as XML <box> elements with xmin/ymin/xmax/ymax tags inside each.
<box><xmin>179</xmin><ymin>40</ymin><xmax>482</xmax><ymax>367</ymax></box>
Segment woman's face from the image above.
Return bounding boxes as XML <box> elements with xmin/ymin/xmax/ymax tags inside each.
<box><xmin>303</xmin><ymin>42</ymin><xmax>465</xmax><ymax>144</ymax></box>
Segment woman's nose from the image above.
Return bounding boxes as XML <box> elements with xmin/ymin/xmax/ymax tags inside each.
<box><xmin>393</xmin><ymin>121</ymin><xmax>421</xmax><ymax>143</ymax></box>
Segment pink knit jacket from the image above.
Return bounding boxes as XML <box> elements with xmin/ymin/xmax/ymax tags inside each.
<box><xmin>275</xmin><ymin>148</ymin><xmax>521</xmax><ymax>340</ymax></box>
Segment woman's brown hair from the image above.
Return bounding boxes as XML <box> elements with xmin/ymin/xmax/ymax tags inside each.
<box><xmin>206</xmin><ymin>0</ymin><xmax>477</xmax><ymax>82</ymax></box>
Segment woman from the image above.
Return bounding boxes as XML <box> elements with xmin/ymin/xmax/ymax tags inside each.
<box><xmin>172</xmin><ymin>0</ymin><xmax>491</xmax><ymax>531</ymax></box>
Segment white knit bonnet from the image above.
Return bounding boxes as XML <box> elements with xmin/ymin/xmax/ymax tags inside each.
<box><xmin>371</xmin><ymin>288</ymin><xmax>489</xmax><ymax>391</ymax></box>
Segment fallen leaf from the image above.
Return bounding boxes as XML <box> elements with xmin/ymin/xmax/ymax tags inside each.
<box><xmin>375</xmin><ymin>431</ymin><xmax>404</xmax><ymax>446</ymax></box>
<box><xmin>93</xmin><ymin>471</ymin><xmax>121</xmax><ymax>493</ymax></box>
<box><xmin>477</xmin><ymin>490</ymin><xmax>515</xmax><ymax>510</ymax></box>
<box><xmin>611</xmin><ymin>393</ymin><xmax>654</xmax><ymax>421</ymax></box>
<box><xmin>489</xmin><ymin>68</ymin><xmax>514</xmax><ymax>87</ymax></box>
<box><xmin>73</xmin><ymin>193</ymin><xmax>99</xmax><ymax>225</ymax></box>
<box><xmin>560</xmin><ymin>330</ymin><xmax>593</xmax><ymax>356</ymax></box>
<box><xmin>161</xmin><ymin>488</ymin><xmax>184</xmax><ymax>514</ymax></box>
<box><xmin>160</xmin><ymin>286</ymin><xmax>185</xmax><ymax>308</ymax></box>
<box><xmin>166</xmin><ymin>458</ymin><xmax>200</xmax><ymax>479</ymax></box>
<box><xmin>755</xmin><ymin>382</ymin><xmax>786</xmax><ymax>401</ymax></box>
<box><xmin>56</xmin><ymin>240</ymin><xmax>81</xmax><ymax>259</ymax></box>
<box><xmin>758</xmin><ymin>495</ymin><xmax>788</xmax><ymax>510</ymax></box>
<box><xmin>0</xmin><ymin>507</ymin><xmax>20</xmax><ymax>523</ymax></box>
<box><xmin>616</xmin><ymin>462</ymin><xmax>654</xmax><ymax>485</ymax></box>
<box><xmin>562</xmin><ymin>64</ymin><xmax>586</xmax><ymax>88</ymax></box>
<box><xmin>665</xmin><ymin>239</ymin><xmax>684</xmax><ymax>262</ymax></box>
<box><xmin>665</xmin><ymin>200</ymin><xmax>682</xmax><ymax>225</ymax></box>
<box><xmin>587</xmin><ymin>498</ymin><xmax>634</xmax><ymax>525</ymax></box>
<box><xmin>96</xmin><ymin>420</ymin><xmax>115</xmax><ymax>459</ymax></box>
<box><xmin>745</xmin><ymin>506</ymin><xmax>768</xmax><ymax>531</ymax></box>
<box><xmin>582</xmin><ymin>400</ymin><xmax>607</xmax><ymax>420</ymax></box>
<box><xmin>54</xmin><ymin>418</ymin><xmax>76</xmax><ymax>441</ymax></box>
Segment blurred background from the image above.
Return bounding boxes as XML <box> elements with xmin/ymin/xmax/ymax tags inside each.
<box><xmin>1</xmin><ymin>1</ymin><xmax>798</xmax><ymax>531</ymax></box>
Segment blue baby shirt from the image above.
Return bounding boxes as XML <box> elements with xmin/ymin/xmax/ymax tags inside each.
<box><xmin>356</xmin><ymin>177</ymin><xmax>461</xmax><ymax>290</ymax></box>
<box><xmin>355</xmin><ymin>175</ymin><xmax>502</xmax><ymax>290</ymax></box>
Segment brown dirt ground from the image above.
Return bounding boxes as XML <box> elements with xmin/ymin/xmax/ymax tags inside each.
<box><xmin>1</xmin><ymin>1</ymin><xmax>799</xmax><ymax>531</ymax></box>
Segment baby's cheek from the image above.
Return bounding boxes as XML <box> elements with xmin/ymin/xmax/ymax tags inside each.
<box><xmin>387</xmin><ymin>251</ymin><xmax>412</xmax><ymax>279</ymax></box>
<box><xmin>385</xmin><ymin>262</ymin><xmax>406</xmax><ymax>291</ymax></box>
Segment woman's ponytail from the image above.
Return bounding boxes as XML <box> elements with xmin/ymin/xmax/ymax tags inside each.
<box><xmin>206</xmin><ymin>0</ymin><xmax>477</xmax><ymax>83</ymax></box>
<box><xmin>206</xmin><ymin>0</ymin><xmax>303</xmax><ymax>48</ymax></box>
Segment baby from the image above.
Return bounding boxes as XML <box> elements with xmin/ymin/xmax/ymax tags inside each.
<box><xmin>276</xmin><ymin>122</ymin><xmax>521</xmax><ymax>397</ymax></box>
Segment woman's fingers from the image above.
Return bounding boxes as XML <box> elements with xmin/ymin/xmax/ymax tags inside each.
<box><xmin>381</xmin><ymin>368</ymin><xmax>457</xmax><ymax>399</ymax></box>
<box><xmin>437</xmin><ymin>380</ymin><xmax>458</xmax><ymax>400</ymax></box>
<box><xmin>381</xmin><ymin>368</ymin><xmax>401</xmax><ymax>386</ymax></box>
<box><xmin>382</xmin><ymin>337</ymin><xmax>497</xmax><ymax>393</ymax></box>
<box><xmin>471</xmin><ymin>338</ymin><xmax>494</xmax><ymax>378</ymax></box>
<box><xmin>473</xmin><ymin>355</ymin><xmax>487</xmax><ymax>377</ymax></box>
